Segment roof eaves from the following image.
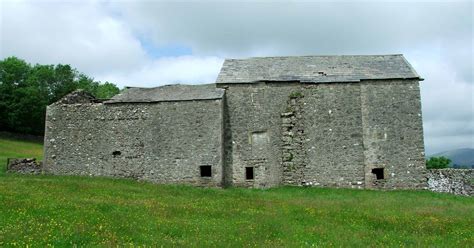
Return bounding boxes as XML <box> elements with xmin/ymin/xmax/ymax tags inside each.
<box><xmin>104</xmin><ymin>97</ymin><xmax>223</xmax><ymax>104</ymax></box>
<box><xmin>359</xmin><ymin>77</ymin><xmax>422</xmax><ymax>82</ymax></box>
<box><xmin>399</xmin><ymin>55</ymin><xmax>423</xmax><ymax>81</ymax></box>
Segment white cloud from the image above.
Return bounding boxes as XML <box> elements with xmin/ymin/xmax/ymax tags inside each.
<box><xmin>96</xmin><ymin>55</ymin><xmax>224</xmax><ymax>87</ymax></box>
<box><xmin>112</xmin><ymin>1</ymin><xmax>472</xmax><ymax>58</ymax></box>
<box><xmin>1</xmin><ymin>0</ymin><xmax>146</xmax><ymax>75</ymax></box>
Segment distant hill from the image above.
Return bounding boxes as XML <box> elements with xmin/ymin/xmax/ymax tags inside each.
<box><xmin>429</xmin><ymin>148</ymin><xmax>474</xmax><ymax>169</ymax></box>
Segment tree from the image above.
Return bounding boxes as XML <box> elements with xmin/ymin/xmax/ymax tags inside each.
<box><xmin>0</xmin><ymin>56</ymin><xmax>120</xmax><ymax>135</ymax></box>
<box><xmin>0</xmin><ymin>57</ymin><xmax>31</xmax><ymax>131</ymax></box>
<box><xmin>94</xmin><ymin>82</ymin><xmax>120</xmax><ymax>99</ymax></box>
<box><xmin>426</xmin><ymin>156</ymin><xmax>451</xmax><ymax>169</ymax></box>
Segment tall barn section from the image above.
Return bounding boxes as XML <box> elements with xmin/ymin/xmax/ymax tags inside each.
<box><xmin>44</xmin><ymin>54</ymin><xmax>427</xmax><ymax>189</ymax></box>
<box><xmin>216</xmin><ymin>55</ymin><xmax>426</xmax><ymax>189</ymax></box>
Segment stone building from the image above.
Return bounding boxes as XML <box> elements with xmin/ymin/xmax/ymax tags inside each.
<box><xmin>44</xmin><ymin>54</ymin><xmax>427</xmax><ymax>189</ymax></box>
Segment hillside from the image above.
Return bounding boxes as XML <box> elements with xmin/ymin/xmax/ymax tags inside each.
<box><xmin>430</xmin><ymin>148</ymin><xmax>474</xmax><ymax>168</ymax></box>
<box><xmin>0</xmin><ymin>136</ymin><xmax>473</xmax><ymax>246</ymax></box>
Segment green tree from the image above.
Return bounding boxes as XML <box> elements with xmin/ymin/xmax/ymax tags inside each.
<box><xmin>0</xmin><ymin>57</ymin><xmax>31</xmax><ymax>131</ymax></box>
<box><xmin>0</xmin><ymin>56</ymin><xmax>120</xmax><ymax>135</ymax></box>
<box><xmin>94</xmin><ymin>82</ymin><xmax>121</xmax><ymax>99</ymax></box>
<box><xmin>426</xmin><ymin>156</ymin><xmax>451</xmax><ymax>169</ymax></box>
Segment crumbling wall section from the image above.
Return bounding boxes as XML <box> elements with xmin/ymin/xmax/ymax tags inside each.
<box><xmin>427</xmin><ymin>169</ymin><xmax>473</xmax><ymax>196</ymax></box>
<box><xmin>281</xmin><ymin>92</ymin><xmax>307</xmax><ymax>185</ymax></box>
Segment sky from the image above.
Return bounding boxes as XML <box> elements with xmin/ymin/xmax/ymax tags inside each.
<box><xmin>0</xmin><ymin>0</ymin><xmax>472</xmax><ymax>155</ymax></box>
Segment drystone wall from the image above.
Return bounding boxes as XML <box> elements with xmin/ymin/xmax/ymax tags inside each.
<box><xmin>427</xmin><ymin>169</ymin><xmax>473</xmax><ymax>196</ymax></box>
<box><xmin>44</xmin><ymin>99</ymin><xmax>224</xmax><ymax>187</ymax></box>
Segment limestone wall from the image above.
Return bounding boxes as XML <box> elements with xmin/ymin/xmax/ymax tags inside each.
<box><xmin>221</xmin><ymin>83</ymin><xmax>296</xmax><ymax>188</ymax></box>
<box><xmin>301</xmin><ymin>83</ymin><xmax>366</xmax><ymax>188</ymax></box>
<box><xmin>220</xmin><ymin>79</ymin><xmax>425</xmax><ymax>189</ymax></box>
<box><xmin>427</xmin><ymin>169</ymin><xmax>473</xmax><ymax>196</ymax></box>
<box><xmin>44</xmin><ymin>99</ymin><xmax>224</xmax><ymax>186</ymax></box>
<box><xmin>360</xmin><ymin>80</ymin><xmax>426</xmax><ymax>189</ymax></box>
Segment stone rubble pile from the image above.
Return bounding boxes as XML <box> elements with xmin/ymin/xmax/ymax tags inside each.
<box><xmin>57</xmin><ymin>89</ymin><xmax>97</xmax><ymax>104</ymax></box>
<box><xmin>7</xmin><ymin>158</ymin><xmax>43</xmax><ymax>174</ymax></box>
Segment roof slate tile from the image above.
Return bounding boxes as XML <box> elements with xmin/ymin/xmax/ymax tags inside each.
<box><xmin>216</xmin><ymin>54</ymin><xmax>420</xmax><ymax>84</ymax></box>
<box><xmin>105</xmin><ymin>84</ymin><xmax>224</xmax><ymax>103</ymax></box>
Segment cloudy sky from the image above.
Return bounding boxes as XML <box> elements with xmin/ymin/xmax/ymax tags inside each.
<box><xmin>1</xmin><ymin>0</ymin><xmax>472</xmax><ymax>155</ymax></box>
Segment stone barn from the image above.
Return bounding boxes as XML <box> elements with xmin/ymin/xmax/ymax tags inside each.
<box><xmin>44</xmin><ymin>54</ymin><xmax>427</xmax><ymax>189</ymax></box>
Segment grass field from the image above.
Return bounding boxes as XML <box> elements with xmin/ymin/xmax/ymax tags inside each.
<box><xmin>0</xmin><ymin>136</ymin><xmax>473</xmax><ymax>247</ymax></box>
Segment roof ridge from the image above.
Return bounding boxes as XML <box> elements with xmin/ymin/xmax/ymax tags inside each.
<box><xmin>225</xmin><ymin>54</ymin><xmax>404</xmax><ymax>61</ymax></box>
<box><xmin>124</xmin><ymin>83</ymin><xmax>217</xmax><ymax>89</ymax></box>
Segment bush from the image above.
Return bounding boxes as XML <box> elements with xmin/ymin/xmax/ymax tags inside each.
<box><xmin>426</xmin><ymin>156</ymin><xmax>451</xmax><ymax>169</ymax></box>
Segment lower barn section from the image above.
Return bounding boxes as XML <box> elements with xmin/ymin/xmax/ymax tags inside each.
<box><xmin>43</xmin><ymin>87</ymin><xmax>225</xmax><ymax>187</ymax></box>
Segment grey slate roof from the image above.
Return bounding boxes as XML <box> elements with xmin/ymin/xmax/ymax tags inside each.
<box><xmin>105</xmin><ymin>84</ymin><xmax>224</xmax><ymax>103</ymax></box>
<box><xmin>216</xmin><ymin>54</ymin><xmax>421</xmax><ymax>84</ymax></box>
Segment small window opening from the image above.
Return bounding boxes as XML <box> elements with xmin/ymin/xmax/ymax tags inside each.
<box><xmin>112</xmin><ymin>151</ymin><xmax>121</xmax><ymax>157</ymax></box>
<box><xmin>372</xmin><ymin>168</ymin><xmax>384</xmax><ymax>180</ymax></box>
<box><xmin>200</xmin><ymin>165</ymin><xmax>212</xmax><ymax>177</ymax></box>
<box><xmin>245</xmin><ymin>167</ymin><xmax>254</xmax><ymax>180</ymax></box>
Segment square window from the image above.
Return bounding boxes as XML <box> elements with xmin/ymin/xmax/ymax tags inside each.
<box><xmin>245</xmin><ymin>167</ymin><xmax>254</xmax><ymax>180</ymax></box>
<box><xmin>200</xmin><ymin>165</ymin><xmax>212</xmax><ymax>177</ymax></box>
<box><xmin>371</xmin><ymin>168</ymin><xmax>384</xmax><ymax>180</ymax></box>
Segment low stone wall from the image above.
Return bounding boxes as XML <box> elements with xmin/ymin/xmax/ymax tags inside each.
<box><xmin>7</xmin><ymin>158</ymin><xmax>43</xmax><ymax>174</ymax></box>
<box><xmin>427</xmin><ymin>169</ymin><xmax>473</xmax><ymax>196</ymax></box>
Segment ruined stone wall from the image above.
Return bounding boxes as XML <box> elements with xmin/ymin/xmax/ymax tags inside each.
<box><xmin>360</xmin><ymin>80</ymin><xmax>426</xmax><ymax>189</ymax></box>
<box><xmin>427</xmin><ymin>169</ymin><xmax>473</xmax><ymax>196</ymax></box>
<box><xmin>7</xmin><ymin>158</ymin><xmax>43</xmax><ymax>174</ymax></box>
<box><xmin>43</xmin><ymin>99</ymin><xmax>224</xmax><ymax>186</ymax></box>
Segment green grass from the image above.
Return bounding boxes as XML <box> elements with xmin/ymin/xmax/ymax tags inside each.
<box><xmin>0</xmin><ymin>137</ymin><xmax>473</xmax><ymax>247</ymax></box>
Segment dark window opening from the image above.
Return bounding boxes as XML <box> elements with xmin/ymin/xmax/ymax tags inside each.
<box><xmin>372</xmin><ymin>168</ymin><xmax>384</xmax><ymax>180</ymax></box>
<box><xmin>200</xmin><ymin>165</ymin><xmax>212</xmax><ymax>177</ymax></box>
<box><xmin>112</xmin><ymin>151</ymin><xmax>121</xmax><ymax>157</ymax></box>
<box><xmin>246</xmin><ymin>167</ymin><xmax>254</xmax><ymax>180</ymax></box>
